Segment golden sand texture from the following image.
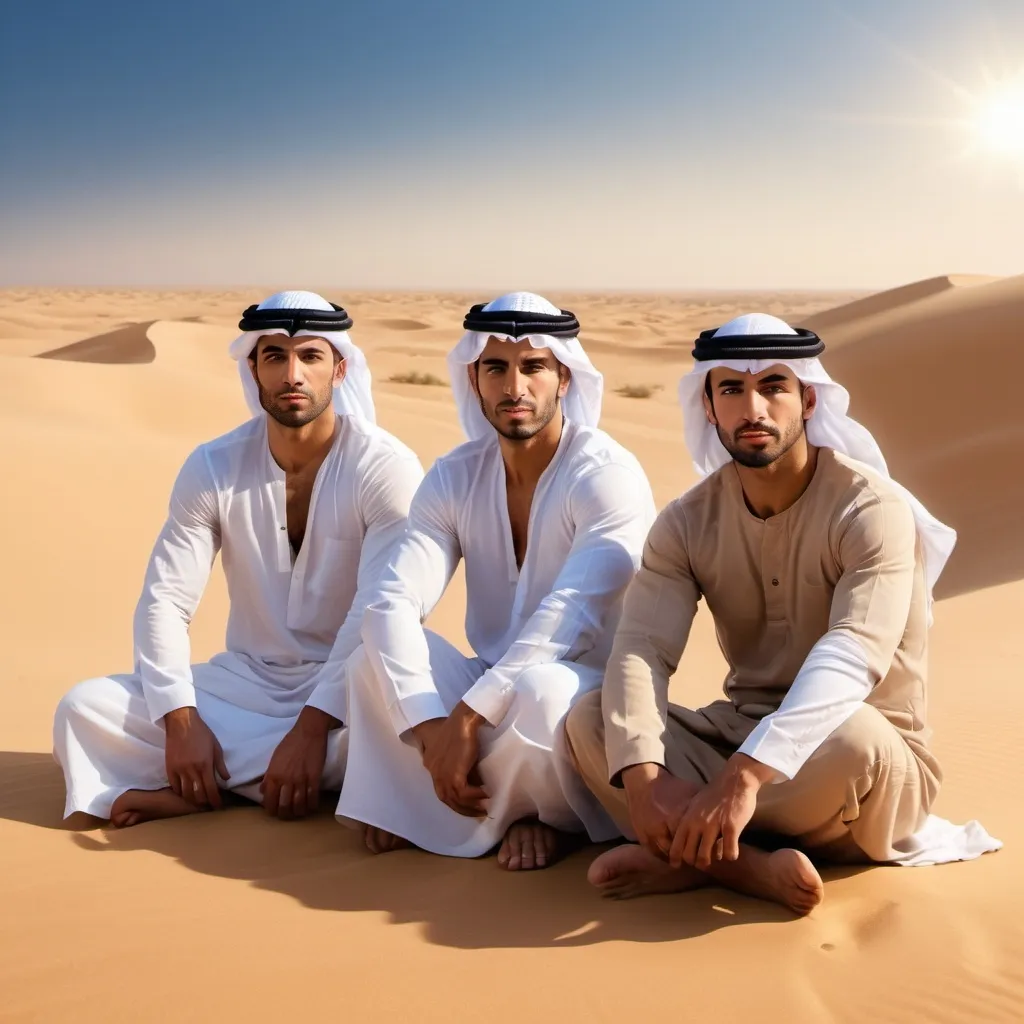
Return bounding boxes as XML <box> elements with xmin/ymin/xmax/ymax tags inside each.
<box><xmin>0</xmin><ymin>281</ymin><xmax>1019</xmax><ymax>1023</ymax></box>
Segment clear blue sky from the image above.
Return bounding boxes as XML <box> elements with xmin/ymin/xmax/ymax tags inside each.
<box><xmin>2</xmin><ymin>0</ymin><xmax>1022</xmax><ymax>288</ymax></box>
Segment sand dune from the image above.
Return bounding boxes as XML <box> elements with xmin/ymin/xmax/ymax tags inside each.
<box><xmin>0</xmin><ymin>282</ymin><xmax>1019</xmax><ymax>1023</ymax></box>
<box><xmin>37</xmin><ymin>321</ymin><xmax>158</xmax><ymax>363</ymax></box>
<box><xmin>801</xmin><ymin>274</ymin><xmax>998</xmax><ymax>334</ymax></box>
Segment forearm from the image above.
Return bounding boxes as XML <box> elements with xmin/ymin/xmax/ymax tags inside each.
<box><xmin>604</xmin><ymin>636</ymin><xmax>676</xmax><ymax>783</ymax></box>
<box><xmin>134</xmin><ymin>592</ymin><xmax>199</xmax><ymax>722</ymax></box>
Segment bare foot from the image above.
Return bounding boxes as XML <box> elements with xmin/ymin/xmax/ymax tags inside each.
<box><xmin>497</xmin><ymin>819</ymin><xmax>569</xmax><ymax>871</ymax></box>
<box><xmin>588</xmin><ymin>843</ymin><xmax>708</xmax><ymax>898</ymax></box>
<box><xmin>587</xmin><ymin>843</ymin><xmax>824</xmax><ymax>916</ymax></box>
<box><xmin>109</xmin><ymin>788</ymin><xmax>202</xmax><ymax>828</ymax></box>
<box><xmin>714</xmin><ymin>847</ymin><xmax>824</xmax><ymax>916</ymax></box>
<box><xmin>362</xmin><ymin>824</ymin><xmax>412</xmax><ymax>854</ymax></box>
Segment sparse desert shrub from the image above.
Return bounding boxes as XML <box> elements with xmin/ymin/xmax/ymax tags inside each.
<box><xmin>615</xmin><ymin>383</ymin><xmax>662</xmax><ymax>399</ymax></box>
<box><xmin>388</xmin><ymin>370</ymin><xmax>448</xmax><ymax>386</ymax></box>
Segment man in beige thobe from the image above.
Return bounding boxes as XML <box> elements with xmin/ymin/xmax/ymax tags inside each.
<box><xmin>564</xmin><ymin>313</ymin><xmax>1000</xmax><ymax>914</ymax></box>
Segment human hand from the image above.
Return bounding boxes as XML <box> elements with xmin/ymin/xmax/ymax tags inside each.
<box><xmin>163</xmin><ymin>707</ymin><xmax>230</xmax><ymax>809</ymax></box>
<box><xmin>261</xmin><ymin>707</ymin><xmax>337</xmax><ymax>819</ymax></box>
<box><xmin>621</xmin><ymin>762</ymin><xmax>697</xmax><ymax>861</ymax></box>
<box><xmin>412</xmin><ymin>702</ymin><xmax>488</xmax><ymax>817</ymax></box>
<box><xmin>668</xmin><ymin>753</ymin><xmax>775</xmax><ymax>870</ymax></box>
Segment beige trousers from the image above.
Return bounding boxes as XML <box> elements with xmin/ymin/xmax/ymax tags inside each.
<box><xmin>564</xmin><ymin>691</ymin><xmax>941</xmax><ymax>863</ymax></box>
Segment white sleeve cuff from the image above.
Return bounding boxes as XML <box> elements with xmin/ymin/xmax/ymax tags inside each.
<box><xmin>461</xmin><ymin>669</ymin><xmax>514</xmax><ymax>727</ymax></box>
<box><xmin>144</xmin><ymin>682</ymin><xmax>198</xmax><ymax>725</ymax></box>
<box><xmin>305</xmin><ymin>672</ymin><xmax>349</xmax><ymax>724</ymax></box>
<box><xmin>389</xmin><ymin>691</ymin><xmax>448</xmax><ymax>736</ymax></box>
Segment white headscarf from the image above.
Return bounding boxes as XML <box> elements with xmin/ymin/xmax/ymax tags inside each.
<box><xmin>446</xmin><ymin>291</ymin><xmax>604</xmax><ymax>442</ymax></box>
<box><xmin>678</xmin><ymin>313</ymin><xmax>957</xmax><ymax>611</ymax></box>
<box><xmin>228</xmin><ymin>290</ymin><xmax>376</xmax><ymax>424</ymax></box>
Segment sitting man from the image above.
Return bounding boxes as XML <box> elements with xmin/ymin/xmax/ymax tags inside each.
<box><xmin>337</xmin><ymin>292</ymin><xmax>656</xmax><ymax>870</ymax></box>
<box><xmin>53</xmin><ymin>291</ymin><xmax>423</xmax><ymax>827</ymax></box>
<box><xmin>565</xmin><ymin>313</ymin><xmax>1000</xmax><ymax>911</ymax></box>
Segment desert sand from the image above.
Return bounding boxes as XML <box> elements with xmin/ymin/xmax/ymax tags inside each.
<box><xmin>1</xmin><ymin>279</ymin><xmax>1020</xmax><ymax>1022</ymax></box>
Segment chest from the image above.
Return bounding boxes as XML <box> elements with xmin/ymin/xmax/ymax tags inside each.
<box><xmin>505</xmin><ymin>481</ymin><xmax>538</xmax><ymax>569</ymax></box>
<box><xmin>285</xmin><ymin>464</ymin><xmax>325</xmax><ymax>553</ymax></box>
<box><xmin>696</xmin><ymin>511</ymin><xmax>837</xmax><ymax>625</ymax></box>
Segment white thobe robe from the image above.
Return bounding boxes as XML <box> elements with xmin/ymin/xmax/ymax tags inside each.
<box><xmin>337</xmin><ymin>420</ymin><xmax>656</xmax><ymax>856</ymax></box>
<box><xmin>53</xmin><ymin>414</ymin><xmax>424</xmax><ymax>819</ymax></box>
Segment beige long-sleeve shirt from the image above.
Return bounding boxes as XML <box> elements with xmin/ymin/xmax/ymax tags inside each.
<box><xmin>603</xmin><ymin>446</ymin><xmax>933</xmax><ymax>783</ymax></box>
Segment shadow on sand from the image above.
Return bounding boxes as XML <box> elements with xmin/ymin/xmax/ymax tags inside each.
<box><xmin>0</xmin><ymin>751</ymin><xmax>866</xmax><ymax>950</ymax></box>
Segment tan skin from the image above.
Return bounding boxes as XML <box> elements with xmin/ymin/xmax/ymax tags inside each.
<box><xmin>109</xmin><ymin>336</ymin><xmax>346</xmax><ymax>828</ymax></box>
<box><xmin>588</xmin><ymin>365</ymin><xmax>826</xmax><ymax>915</ymax></box>
<box><xmin>364</xmin><ymin>338</ymin><xmax>572</xmax><ymax>870</ymax></box>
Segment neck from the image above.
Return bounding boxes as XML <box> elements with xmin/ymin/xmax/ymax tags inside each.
<box><xmin>498</xmin><ymin>411</ymin><xmax>565</xmax><ymax>487</ymax></box>
<box><xmin>734</xmin><ymin>439</ymin><xmax>819</xmax><ymax>519</ymax></box>
<box><xmin>266</xmin><ymin>409</ymin><xmax>339</xmax><ymax>473</ymax></box>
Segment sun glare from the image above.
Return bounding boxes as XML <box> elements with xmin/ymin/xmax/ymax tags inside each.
<box><xmin>974</xmin><ymin>82</ymin><xmax>1024</xmax><ymax>156</ymax></box>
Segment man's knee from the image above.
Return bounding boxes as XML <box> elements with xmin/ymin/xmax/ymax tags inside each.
<box><xmin>811</xmin><ymin>704</ymin><xmax>904</xmax><ymax>781</ymax></box>
<box><xmin>563</xmin><ymin>690</ymin><xmax>606</xmax><ymax>780</ymax></box>
<box><xmin>54</xmin><ymin>676</ymin><xmax>120</xmax><ymax>728</ymax></box>
<box><xmin>503</xmin><ymin>664</ymin><xmax>583</xmax><ymax>742</ymax></box>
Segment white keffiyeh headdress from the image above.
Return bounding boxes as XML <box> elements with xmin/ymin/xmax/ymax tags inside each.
<box><xmin>446</xmin><ymin>291</ymin><xmax>603</xmax><ymax>441</ymax></box>
<box><xmin>678</xmin><ymin>313</ymin><xmax>956</xmax><ymax>611</ymax></box>
<box><xmin>228</xmin><ymin>290</ymin><xmax>375</xmax><ymax>423</ymax></box>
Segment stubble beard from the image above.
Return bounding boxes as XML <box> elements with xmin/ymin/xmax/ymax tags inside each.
<box><xmin>483</xmin><ymin>394</ymin><xmax>560</xmax><ymax>442</ymax></box>
<box><xmin>258</xmin><ymin>382</ymin><xmax>334</xmax><ymax>428</ymax></box>
<box><xmin>719</xmin><ymin>417</ymin><xmax>805</xmax><ymax>468</ymax></box>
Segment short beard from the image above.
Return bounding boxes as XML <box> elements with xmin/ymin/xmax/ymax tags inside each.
<box><xmin>257</xmin><ymin>381</ymin><xmax>334</xmax><ymax>428</ymax></box>
<box><xmin>481</xmin><ymin>393</ymin><xmax>561</xmax><ymax>441</ymax></box>
<box><xmin>718</xmin><ymin>418</ymin><xmax>804</xmax><ymax>468</ymax></box>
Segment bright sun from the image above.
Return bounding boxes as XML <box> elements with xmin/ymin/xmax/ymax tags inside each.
<box><xmin>974</xmin><ymin>83</ymin><xmax>1024</xmax><ymax>156</ymax></box>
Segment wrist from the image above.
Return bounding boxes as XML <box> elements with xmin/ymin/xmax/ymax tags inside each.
<box><xmin>453</xmin><ymin>701</ymin><xmax>485</xmax><ymax>733</ymax></box>
<box><xmin>295</xmin><ymin>706</ymin><xmax>338</xmax><ymax>737</ymax></box>
<box><xmin>622</xmin><ymin>761</ymin><xmax>662</xmax><ymax>793</ymax></box>
<box><xmin>728</xmin><ymin>753</ymin><xmax>775</xmax><ymax>789</ymax></box>
<box><xmin>411</xmin><ymin>717</ymin><xmax>445</xmax><ymax>745</ymax></box>
<box><xmin>162</xmin><ymin>706</ymin><xmax>197</xmax><ymax>732</ymax></box>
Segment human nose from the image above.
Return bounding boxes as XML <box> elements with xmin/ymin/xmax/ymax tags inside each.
<box><xmin>741</xmin><ymin>388</ymin><xmax>769</xmax><ymax>422</ymax></box>
<box><xmin>284</xmin><ymin>352</ymin><xmax>306</xmax><ymax>385</ymax></box>
<box><xmin>503</xmin><ymin>367</ymin><xmax>526</xmax><ymax>397</ymax></box>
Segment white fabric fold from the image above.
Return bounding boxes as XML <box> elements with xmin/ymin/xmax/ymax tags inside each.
<box><xmin>228</xmin><ymin>290</ymin><xmax>376</xmax><ymax>424</ymax></box>
<box><xmin>446</xmin><ymin>291</ymin><xmax>603</xmax><ymax>441</ymax></box>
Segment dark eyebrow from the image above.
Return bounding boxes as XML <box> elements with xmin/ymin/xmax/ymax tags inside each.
<box><xmin>715</xmin><ymin>378</ymin><xmax>744</xmax><ymax>389</ymax></box>
<box><xmin>757</xmin><ymin>373</ymin><xmax>789</xmax><ymax>384</ymax></box>
<box><xmin>480</xmin><ymin>357</ymin><xmax>509</xmax><ymax>368</ymax></box>
<box><xmin>260</xmin><ymin>343</ymin><xmax>287</xmax><ymax>354</ymax></box>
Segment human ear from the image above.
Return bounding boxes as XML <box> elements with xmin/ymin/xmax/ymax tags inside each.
<box><xmin>802</xmin><ymin>383</ymin><xmax>817</xmax><ymax>421</ymax></box>
<box><xmin>468</xmin><ymin>362</ymin><xmax>481</xmax><ymax>398</ymax></box>
<box><xmin>702</xmin><ymin>390</ymin><xmax>718</xmax><ymax>425</ymax></box>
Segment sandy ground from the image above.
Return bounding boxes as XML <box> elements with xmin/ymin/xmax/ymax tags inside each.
<box><xmin>1</xmin><ymin>280</ymin><xmax>1020</xmax><ymax>1022</ymax></box>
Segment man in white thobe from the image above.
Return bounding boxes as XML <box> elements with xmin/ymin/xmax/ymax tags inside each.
<box><xmin>337</xmin><ymin>291</ymin><xmax>656</xmax><ymax>870</ymax></box>
<box><xmin>53</xmin><ymin>291</ymin><xmax>423</xmax><ymax>827</ymax></box>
